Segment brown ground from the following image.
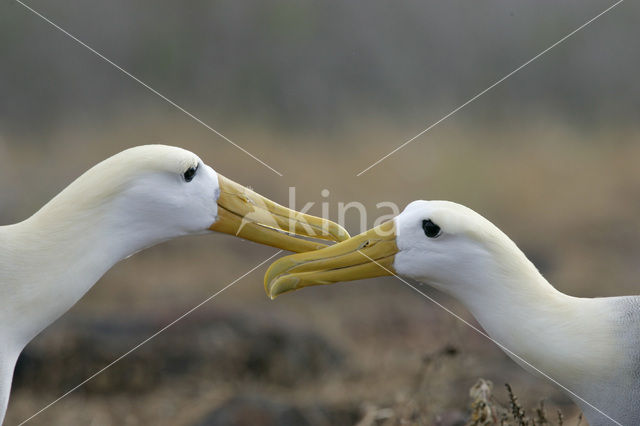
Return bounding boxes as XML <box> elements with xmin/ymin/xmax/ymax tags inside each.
<box><xmin>2</xmin><ymin>116</ymin><xmax>639</xmax><ymax>425</ymax></box>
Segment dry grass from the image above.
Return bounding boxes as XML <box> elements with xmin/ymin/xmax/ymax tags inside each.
<box><xmin>467</xmin><ymin>379</ymin><xmax>584</xmax><ymax>426</ymax></box>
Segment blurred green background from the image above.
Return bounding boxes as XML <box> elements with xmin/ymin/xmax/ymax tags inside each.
<box><xmin>1</xmin><ymin>0</ymin><xmax>639</xmax><ymax>424</ymax></box>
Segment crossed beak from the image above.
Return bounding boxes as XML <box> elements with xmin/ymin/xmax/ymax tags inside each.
<box><xmin>264</xmin><ymin>220</ymin><xmax>398</xmax><ymax>298</ymax></box>
<box><xmin>210</xmin><ymin>175</ymin><xmax>350</xmax><ymax>252</ymax></box>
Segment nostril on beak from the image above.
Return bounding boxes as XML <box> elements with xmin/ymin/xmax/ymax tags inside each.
<box><xmin>358</xmin><ymin>240</ymin><xmax>371</xmax><ymax>250</ymax></box>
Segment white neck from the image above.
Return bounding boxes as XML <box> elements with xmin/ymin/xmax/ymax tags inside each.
<box><xmin>2</xmin><ymin>218</ymin><xmax>145</xmax><ymax>351</ymax></box>
<box><xmin>0</xmin><ymin>172</ymin><xmax>182</xmax><ymax>350</ymax></box>
<box><xmin>437</xmin><ymin>256</ymin><xmax>628</xmax><ymax>424</ymax></box>
<box><xmin>447</xmin><ymin>258</ymin><xmax>616</xmax><ymax>378</ymax></box>
<box><xmin>0</xmin><ymin>217</ymin><xmax>114</xmax><ymax>422</ymax></box>
<box><xmin>0</xmin><ymin>183</ymin><xmax>180</xmax><ymax>423</ymax></box>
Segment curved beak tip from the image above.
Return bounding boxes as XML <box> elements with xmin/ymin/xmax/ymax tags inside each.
<box><xmin>262</xmin><ymin>221</ymin><xmax>399</xmax><ymax>298</ymax></box>
<box><xmin>335</xmin><ymin>226</ymin><xmax>351</xmax><ymax>242</ymax></box>
<box><xmin>266</xmin><ymin>278</ymin><xmax>294</xmax><ymax>300</ymax></box>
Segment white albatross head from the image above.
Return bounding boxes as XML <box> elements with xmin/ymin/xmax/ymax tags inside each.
<box><xmin>27</xmin><ymin>145</ymin><xmax>349</xmax><ymax>255</ymax></box>
<box><xmin>264</xmin><ymin>199</ymin><xmax>540</xmax><ymax>300</ymax></box>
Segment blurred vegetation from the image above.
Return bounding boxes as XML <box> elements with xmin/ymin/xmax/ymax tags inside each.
<box><xmin>1</xmin><ymin>0</ymin><xmax>638</xmax><ymax>136</ymax></box>
<box><xmin>1</xmin><ymin>0</ymin><xmax>639</xmax><ymax>424</ymax></box>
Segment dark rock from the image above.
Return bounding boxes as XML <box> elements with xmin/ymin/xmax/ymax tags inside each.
<box><xmin>194</xmin><ymin>395</ymin><xmax>308</xmax><ymax>426</ymax></box>
<box><xmin>13</xmin><ymin>310</ymin><xmax>343</xmax><ymax>394</ymax></box>
<box><xmin>193</xmin><ymin>394</ymin><xmax>360</xmax><ymax>426</ymax></box>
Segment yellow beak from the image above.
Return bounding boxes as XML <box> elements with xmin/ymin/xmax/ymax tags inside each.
<box><xmin>210</xmin><ymin>174</ymin><xmax>350</xmax><ymax>252</ymax></box>
<box><xmin>264</xmin><ymin>220</ymin><xmax>398</xmax><ymax>298</ymax></box>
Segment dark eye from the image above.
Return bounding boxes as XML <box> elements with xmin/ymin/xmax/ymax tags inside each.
<box><xmin>183</xmin><ymin>165</ymin><xmax>198</xmax><ymax>182</ymax></box>
<box><xmin>422</xmin><ymin>219</ymin><xmax>441</xmax><ymax>238</ymax></box>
